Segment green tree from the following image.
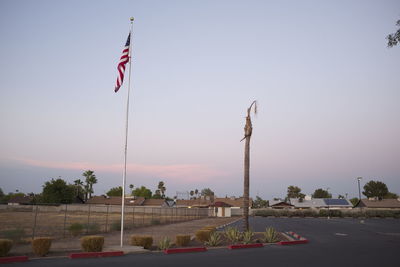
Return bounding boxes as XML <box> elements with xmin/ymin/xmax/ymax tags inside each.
<box><xmin>252</xmin><ymin>196</ymin><xmax>268</xmax><ymax>208</ymax></box>
<box><xmin>363</xmin><ymin>180</ymin><xmax>388</xmax><ymax>199</ymax></box>
<box><xmin>349</xmin><ymin>197</ymin><xmax>359</xmax><ymax>206</ymax></box>
<box><xmin>0</xmin><ymin>188</ymin><xmax>4</xmax><ymax>203</ymax></box>
<box><xmin>41</xmin><ymin>178</ymin><xmax>75</xmax><ymax>204</ymax></box>
<box><xmin>387</xmin><ymin>19</ymin><xmax>400</xmax><ymax>47</ymax></box>
<box><xmin>312</xmin><ymin>188</ymin><xmax>332</xmax><ymax>198</ymax></box>
<box><xmin>132</xmin><ymin>186</ymin><xmax>152</xmax><ymax>199</ymax></box>
<box><xmin>287</xmin><ymin>186</ymin><xmax>304</xmax><ymax>199</ymax></box>
<box><xmin>152</xmin><ymin>190</ymin><xmax>162</xmax><ymax>199</ymax></box>
<box><xmin>384</xmin><ymin>192</ymin><xmax>399</xmax><ymax>199</ymax></box>
<box><xmin>190</xmin><ymin>190</ymin><xmax>194</xmax><ymax>199</ymax></box>
<box><xmin>82</xmin><ymin>170</ymin><xmax>97</xmax><ymax>201</ymax></box>
<box><xmin>73</xmin><ymin>179</ymin><xmax>84</xmax><ymax>199</ymax></box>
<box><xmin>107</xmin><ymin>186</ymin><xmax>123</xmax><ymax>197</ymax></box>
<box><xmin>195</xmin><ymin>189</ymin><xmax>199</xmax><ymax>198</ymax></box>
<box><xmin>201</xmin><ymin>188</ymin><xmax>214</xmax><ymax>197</ymax></box>
<box><xmin>157</xmin><ymin>181</ymin><xmax>166</xmax><ymax>198</ymax></box>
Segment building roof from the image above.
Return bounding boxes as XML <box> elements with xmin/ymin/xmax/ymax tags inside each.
<box><xmin>86</xmin><ymin>196</ymin><xmax>145</xmax><ymax>206</ymax></box>
<box><xmin>270</xmin><ymin>201</ymin><xmax>293</xmax><ymax>207</ymax></box>
<box><xmin>356</xmin><ymin>199</ymin><xmax>400</xmax><ymax>208</ymax></box>
<box><xmin>141</xmin><ymin>199</ymin><xmax>166</xmax><ymax>207</ymax></box>
<box><xmin>214</xmin><ymin>197</ymin><xmax>252</xmax><ymax>208</ymax></box>
<box><xmin>289</xmin><ymin>198</ymin><xmax>352</xmax><ymax>208</ymax></box>
<box><xmin>211</xmin><ymin>201</ymin><xmax>232</xmax><ymax>207</ymax></box>
<box><xmin>8</xmin><ymin>195</ymin><xmax>32</xmax><ymax>204</ymax></box>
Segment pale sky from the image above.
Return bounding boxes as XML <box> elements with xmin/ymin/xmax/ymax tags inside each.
<box><xmin>0</xmin><ymin>0</ymin><xmax>399</xmax><ymax>200</ymax></box>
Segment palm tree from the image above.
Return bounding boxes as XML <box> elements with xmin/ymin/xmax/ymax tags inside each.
<box><xmin>158</xmin><ymin>181</ymin><xmax>166</xmax><ymax>198</ymax></box>
<box><xmin>241</xmin><ymin>100</ymin><xmax>257</xmax><ymax>231</ymax></box>
<box><xmin>129</xmin><ymin>184</ymin><xmax>134</xmax><ymax>196</ymax></box>
<box><xmin>73</xmin><ymin>179</ymin><xmax>84</xmax><ymax>198</ymax></box>
<box><xmin>190</xmin><ymin>190</ymin><xmax>194</xmax><ymax>199</ymax></box>
<box><xmin>195</xmin><ymin>189</ymin><xmax>199</xmax><ymax>199</ymax></box>
<box><xmin>82</xmin><ymin>170</ymin><xmax>97</xmax><ymax>201</ymax></box>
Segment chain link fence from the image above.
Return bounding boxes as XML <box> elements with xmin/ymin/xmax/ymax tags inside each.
<box><xmin>0</xmin><ymin>204</ymin><xmax>212</xmax><ymax>242</ymax></box>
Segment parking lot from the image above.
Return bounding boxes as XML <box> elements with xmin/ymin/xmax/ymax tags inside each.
<box><xmin>17</xmin><ymin>217</ymin><xmax>400</xmax><ymax>267</ymax></box>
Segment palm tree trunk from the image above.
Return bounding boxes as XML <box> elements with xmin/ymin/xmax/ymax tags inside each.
<box><xmin>243</xmin><ymin>135</ymin><xmax>250</xmax><ymax>231</ymax></box>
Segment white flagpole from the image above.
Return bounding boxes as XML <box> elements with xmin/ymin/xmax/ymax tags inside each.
<box><xmin>120</xmin><ymin>17</ymin><xmax>134</xmax><ymax>247</ymax></box>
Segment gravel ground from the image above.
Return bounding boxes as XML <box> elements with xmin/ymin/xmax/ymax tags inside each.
<box><xmin>9</xmin><ymin>217</ymin><xmax>240</xmax><ymax>257</ymax></box>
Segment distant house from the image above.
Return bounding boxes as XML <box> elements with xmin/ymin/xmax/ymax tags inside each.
<box><xmin>289</xmin><ymin>198</ymin><xmax>352</xmax><ymax>209</ymax></box>
<box><xmin>7</xmin><ymin>195</ymin><xmax>32</xmax><ymax>205</ymax></box>
<box><xmin>355</xmin><ymin>199</ymin><xmax>400</xmax><ymax>209</ymax></box>
<box><xmin>85</xmin><ymin>196</ymin><xmax>145</xmax><ymax>206</ymax></box>
<box><xmin>210</xmin><ymin>201</ymin><xmax>232</xmax><ymax>217</ymax></box>
<box><xmin>269</xmin><ymin>200</ymin><xmax>294</xmax><ymax>209</ymax></box>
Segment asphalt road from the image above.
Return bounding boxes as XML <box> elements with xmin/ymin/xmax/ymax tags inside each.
<box><xmin>15</xmin><ymin>217</ymin><xmax>400</xmax><ymax>267</ymax></box>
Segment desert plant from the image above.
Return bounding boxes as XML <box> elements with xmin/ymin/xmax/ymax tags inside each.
<box><xmin>0</xmin><ymin>239</ymin><xmax>13</xmax><ymax>257</ymax></box>
<box><xmin>242</xmin><ymin>230</ymin><xmax>254</xmax><ymax>244</ymax></box>
<box><xmin>205</xmin><ymin>231</ymin><xmax>222</xmax><ymax>247</ymax></box>
<box><xmin>68</xmin><ymin>223</ymin><xmax>84</xmax><ymax>237</ymax></box>
<box><xmin>158</xmin><ymin>237</ymin><xmax>171</xmax><ymax>250</ymax></box>
<box><xmin>130</xmin><ymin>235</ymin><xmax>153</xmax><ymax>249</ymax></box>
<box><xmin>80</xmin><ymin>236</ymin><xmax>104</xmax><ymax>252</ymax></box>
<box><xmin>0</xmin><ymin>228</ymin><xmax>26</xmax><ymax>243</ymax></box>
<box><xmin>264</xmin><ymin>227</ymin><xmax>279</xmax><ymax>243</ymax></box>
<box><xmin>195</xmin><ymin>230</ymin><xmax>212</xmax><ymax>243</ymax></box>
<box><xmin>175</xmin><ymin>235</ymin><xmax>191</xmax><ymax>247</ymax></box>
<box><xmin>32</xmin><ymin>237</ymin><xmax>52</xmax><ymax>256</ymax></box>
<box><xmin>224</xmin><ymin>227</ymin><xmax>242</xmax><ymax>244</ymax></box>
<box><xmin>318</xmin><ymin>209</ymin><xmax>329</xmax><ymax>217</ymax></box>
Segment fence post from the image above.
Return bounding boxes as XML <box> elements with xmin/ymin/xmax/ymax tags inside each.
<box><xmin>86</xmin><ymin>204</ymin><xmax>91</xmax><ymax>234</ymax></box>
<box><xmin>63</xmin><ymin>204</ymin><xmax>68</xmax><ymax>238</ymax></box>
<box><xmin>142</xmin><ymin>207</ymin><xmax>145</xmax><ymax>226</ymax></box>
<box><xmin>32</xmin><ymin>205</ymin><xmax>39</xmax><ymax>240</ymax></box>
<box><xmin>105</xmin><ymin>205</ymin><xmax>109</xmax><ymax>233</ymax></box>
<box><xmin>132</xmin><ymin>206</ymin><xmax>135</xmax><ymax>227</ymax></box>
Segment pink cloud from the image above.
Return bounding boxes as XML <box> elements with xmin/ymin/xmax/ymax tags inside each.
<box><xmin>11</xmin><ymin>157</ymin><xmax>227</xmax><ymax>182</ymax></box>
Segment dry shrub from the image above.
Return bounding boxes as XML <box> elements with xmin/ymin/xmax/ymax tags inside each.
<box><xmin>130</xmin><ymin>235</ymin><xmax>153</xmax><ymax>249</ymax></box>
<box><xmin>0</xmin><ymin>239</ymin><xmax>13</xmax><ymax>257</ymax></box>
<box><xmin>195</xmin><ymin>230</ymin><xmax>212</xmax><ymax>243</ymax></box>
<box><xmin>32</xmin><ymin>237</ymin><xmax>52</xmax><ymax>256</ymax></box>
<box><xmin>80</xmin><ymin>236</ymin><xmax>104</xmax><ymax>252</ymax></box>
<box><xmin>175</xmin><ymin>235</ymin><xmax>191</xmax><ymax>246</ymax></box>
<box><xmin>202</xmin><ymin>226</ymin><xmax>216</xmax><ymax>232</ymax></box>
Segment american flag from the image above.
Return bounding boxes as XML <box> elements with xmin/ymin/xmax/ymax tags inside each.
<box><xmin>114</xmin><ymin>32</ymin><xmax>131</xmax><ymax>93</ymax></box>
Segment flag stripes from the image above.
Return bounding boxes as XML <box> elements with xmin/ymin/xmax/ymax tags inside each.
<box><xmin>114</xmin><ymin>33</ymin><xmax>131</xmax><ymax>93</ymax></box>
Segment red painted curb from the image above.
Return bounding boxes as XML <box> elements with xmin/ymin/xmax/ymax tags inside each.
<box><xmin>164</xmin><ymin>247</ymin><xmax>207</xmax><ymax>254</ymax></box>
<box><xmin>69</xmin><ymin>251</ymin><xmax>124</xmax><ymax>259</ymax></box>
<box><xmin>228</xmin><ymin>243</ymin><xmax>264</xmax><ymax>249</ymax></box>
<box><xmin>278</xmin><ymin>239</ymin><xmax>308</xmax><ymax>245</ymax></box>
<box><xmin>0</xmin><ymin>256</ymin><xmax>29</xmax><ymax>264</ymax></box>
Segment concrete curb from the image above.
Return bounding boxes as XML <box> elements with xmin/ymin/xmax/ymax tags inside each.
<box><xmin>69</xmin><ymin>251</ymin><xmax>124</xmax><ymax>259</ymax></box>
<box><xmin>228</xmin><ymin>243</ymin><xmax>263</xmax><ymax>249</ymax></box>
<box><xmin>164</xmin><ymin>247</ymin><xmax>207</xmax><ymax>254</ymax></box>
<box><xmin>216</xmin><ymin>217</ymin><xmax>244</xmax><ymax>230</ymax></box>
<box><xmin>0</xmin><ymin>256</ymin><xmax>29</xmax><ymax>264</ymax></box>
<box><xmin>278</xmin><ymin>231</ymin><xmax>308</xmax><ymax>245</ymax></box>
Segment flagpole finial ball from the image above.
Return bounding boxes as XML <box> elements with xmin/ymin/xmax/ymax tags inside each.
<box><xmin>130</xmin><ymin>17</ymin><xmax>134</xmax><ymax>22</ymax></box>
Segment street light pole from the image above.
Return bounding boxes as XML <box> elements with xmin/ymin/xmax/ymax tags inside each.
<box><xmin>357</xmin><ymin>177</ymin><xmax>362</xmax><ymax>201</ymax></box>
<box><xmin>326</xmin><ymin>187</ymin><xmax>330</xmax><ymax>220</ymax></box>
